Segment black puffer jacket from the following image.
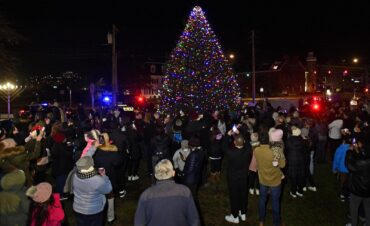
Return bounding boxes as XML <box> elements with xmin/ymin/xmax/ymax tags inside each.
<box><xmin>183</xmin><ymin>148</ymin><xmax>205</xmax><ymax>185</ymax></box>
<box><xmin>346</xmin><ymin>151</ymin><xmax>370</xmax><ymax>197</ymax></box>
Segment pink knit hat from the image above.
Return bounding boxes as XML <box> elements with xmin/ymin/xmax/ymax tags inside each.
<box><xmin>269</xmin><ymin>128</ymin><xmax>283</xmax><ymax>142</ymax></box>
<box><xmin>26</xmin><ymin>182</ymin><xmax>52</xmax><ymax>203</ymax></box>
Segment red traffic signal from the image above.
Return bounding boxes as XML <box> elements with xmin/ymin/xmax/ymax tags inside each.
<box><xmin>136</xmin><ymin>96</ymin><xmax>144</xmax><ymax>103</ymax></box>
<box><xmin>312</xmin><ymin>103</ymin><xmax>320</xmax><ymax>111</ymax></box>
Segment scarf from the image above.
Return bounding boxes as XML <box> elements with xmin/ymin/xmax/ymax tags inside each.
<box><xmin>76</xmin><ymin>169</ymin><xmax>98</xmax><ymax>179</ymax></box>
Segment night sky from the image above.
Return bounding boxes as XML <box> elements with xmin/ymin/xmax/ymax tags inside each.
<box><xmin>1</xmin><ymin>0</ymin><xmax>370</xmax><ymax>82</ymax></box>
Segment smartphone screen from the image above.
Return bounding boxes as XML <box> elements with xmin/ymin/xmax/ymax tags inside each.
<box><xmin>232</xmin><ymin>124</ymin><xmax>238</xmax><ymax>133</ymax></box>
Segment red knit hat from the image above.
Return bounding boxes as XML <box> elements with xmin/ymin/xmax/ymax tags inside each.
<box><xmin>31</xmin><ymin>124</ymin><xmax>43</xmax><ymax>132</ymax></box>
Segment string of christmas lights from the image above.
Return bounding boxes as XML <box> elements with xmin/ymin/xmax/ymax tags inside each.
<box><xmin>160</xmin><ymin>6</ymin><xmax>240</xmax><ymax>113</ymax></box>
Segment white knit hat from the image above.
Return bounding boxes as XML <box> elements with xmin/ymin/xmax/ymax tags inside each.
<box><xmin>291</xmin><ymin>127</ymin><xmax>301</xmax><ymax>136</ymax></box>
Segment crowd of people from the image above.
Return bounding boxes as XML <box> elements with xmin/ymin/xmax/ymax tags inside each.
<box><xmin>0</xmin><ymin>98</ymin><xmax>369</xmax><ymax>226</ymax></box>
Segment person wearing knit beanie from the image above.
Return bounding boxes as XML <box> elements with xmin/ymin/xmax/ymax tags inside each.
<box><xmin>26</xmin><ymin>182</ymin><xmax>65</xmax><ymax>226</ymax></box>
<box><xmin>268</xmin><ymin>128</ymin><xmax>286</xmax><ymax>182</ymax></box>
<box><xmin>0</xmin><ymin>170</ymin><xmax>29</xmax><ymax>226</ymax></box>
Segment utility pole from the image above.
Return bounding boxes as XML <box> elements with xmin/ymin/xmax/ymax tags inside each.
<box><xmin>251</xmin><ymin>30</ymin><xmax>256</xmax><ymax>103</ymax></box>
<box><xmin>112</xmin><ymin>24</ymin><xmax>118</xmax><ymax>106</ymax></box>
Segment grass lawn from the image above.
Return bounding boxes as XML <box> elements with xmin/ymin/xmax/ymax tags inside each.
<box><xmin>62</xmin><ymin>163</ymin><xmax>347</xmax><ymax>226</ymax></box>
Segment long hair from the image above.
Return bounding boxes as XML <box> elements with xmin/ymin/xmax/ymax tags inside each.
<box><xmin>51</xmin><ymin>121</ymin><xmax>63</xmax><ymax>137</ymax></box>
<box><xmin>27</xmin><ymin>194</ymin><xmax>55</xmax><ymax>226</ymax></box>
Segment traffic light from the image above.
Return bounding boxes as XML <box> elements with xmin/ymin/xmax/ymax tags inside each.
<box><xmin>136</xmin><ymin>96</ymin><xmax>145</xmax><ymax>105</ymax></box>
<box><xmin>137</xmin><ymin>96</ymin><xmax>144</xmax><ymax>103</ymax></box>
<box><xmin>343</xmin><ymin>70</ymin><xmax>348</xmax><ymax>76</ymax></box>
<box><xmin>365</xmin><ymin>88</ymin><xmax>369</xmax><ymax>93</ymax></box>
<box><xmin>312</xmin><ymin>103</ymin><xmax>320</xmax><ymax>111</ymax></box>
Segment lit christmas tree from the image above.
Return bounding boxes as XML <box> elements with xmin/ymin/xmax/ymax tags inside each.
<box><xmin>160</xmin><ymin>6</ymin><xmax>240</xmax><ymax>113</ymax></box>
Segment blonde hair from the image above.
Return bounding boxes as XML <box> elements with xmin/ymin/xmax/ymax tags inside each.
<box><xmin>154</xmin><ymin>159</ymin><xmax>174</xmax><ymax>180</ymax></box>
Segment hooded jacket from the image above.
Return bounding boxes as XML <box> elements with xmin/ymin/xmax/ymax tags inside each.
<box><xmin>0</xmin><ymin>141</ymin><xmax>41</xmax><ymax>186</ymax></box>
<box><xmin>94</xmin><ymin>144</ymin><xmax>122</xmax><ymax>190</ymax></box>
<box><xmin>0</xmin><ymin>170</ymin><xmax>29</xmax><ymax>226</ymax></box>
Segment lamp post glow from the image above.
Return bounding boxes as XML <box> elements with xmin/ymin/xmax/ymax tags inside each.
<box><xmin>353</xmin><ymin>58</ymin><xmax>358</xmax><ymax>63</ymax></box>
<box><xmin>229</xmin><ymin>54</ymin><xmax>235</xmax><ymax>60</ymax></box>
<box><xmin>0</xmin><ymin>82</ymin><xmax>25</xmax><ymax>118</ymax></box>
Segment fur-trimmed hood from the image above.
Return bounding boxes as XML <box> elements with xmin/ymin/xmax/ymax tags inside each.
<box><xmin>98</xmin><ymin>144</ymin><xmax>118</xmax><ymax>152</ymax></box>
<box><xmin>0</xmin><ymin>146</ymin><xmax>25</xmax><ymax>160</ymax></box>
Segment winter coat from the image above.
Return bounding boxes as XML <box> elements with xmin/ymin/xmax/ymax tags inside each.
<box><xmin>254</xmin><ymin>144</ymin><xmax>286</xmax><ymax>187</ymax></box>
<box><xmin>126</xmin><ymin>128</ymin><xmax>142</xmax><ymax>159</ymax></box>
<box><xmin>29</xmin><ymin>193</ymin><xmax>65</xmax><ymax>226</ymax></box>
<box><xmin>134</xmin><ymin>180</ymin><xmax>199</xmax><ymax>226</ymax></box>
<box><xmin>0</xmin><ymin>170</ymin><xmax>29</xmax><ymax>226</ymax></box>
<box><xmin>346</xmin><ymin>151</ymin><xmax>370</xmax><ymax>197</ymax></box>
<box><xmin>51</xmin><ymin>137</ymin><xmax>73</xmax><ymax>177</ymax></box>
<box><xmin>94</xmin><ymin>145</ymin><xmax>122</xmax><ymax>191</ymax></box>
<box><xmin>332</xmin><ymin>144</ymin><xmax>350</xmax><ymax>173</ymax></box>
<box><xmin>150</xmin><ymin>134</ymin><xmax>172</xmax><ymax>159</ymax></box>
<box><xmin>73</xmin><ymin>172</ymin><xmax>112</xmax><ymax>215</ymax></box>
<box><xmin>183</xmin><ymin>147</ymin><xmax>205</xmax><ymax>185</ymax></box>
<box><xmin>109</xmin><ymin>129</ymin><xmax>130</xmax><ymax>158</ymax></box>
<box><xmin>0</xmin><ymin>141</ymin><xmax>41</xmax><ymax>186</ymax></box>
<box><xmin>286</xmin><ymin>136</ymin><xmax>306</xmax><ymax>176</ymax></box>
<box><xmin>226</xmin><ymin>145</ymin><xmax>251</xmax><ymax>177</ymax></box>
<box><xmin>209</xmin><ymin>139</ymin><xmax>222</xmax><ymax>159</ymax></box>
<box><xmin>249</xmin><ymin>143</ymin><xmax>259</xmax><ymax>172</ymax></box>
<box><xmin>173</xmin><ymin>148</ymin><xmax>191</xmax><ymax>172</ymax></box>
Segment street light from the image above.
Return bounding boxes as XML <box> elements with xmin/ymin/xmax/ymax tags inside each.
<box><xmin>353</xmin><ymin>58</ymin><xmax>359</xmax><ymax>63</ymax></box>
<box><xmin>229</xmin><ymin>53</ymin><xmax>235</xmax><ymax>60</ymax></box>
<box><xmin>260</xmin><ymin>87</ymin><xmax>264</xmax><ymax>98</ymax></box>
<box><xmin>0</xmin><ymin>82</ymin><xmax>25</xmax><ymax>118</ymax></box>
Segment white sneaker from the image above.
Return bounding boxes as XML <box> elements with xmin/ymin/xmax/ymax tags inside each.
<box><xmin>238</xmin><ymin>211</ymin><xmax>246</xmax><ymax>221</ymax></box>
<box><xmin>60</xmin><ymin>196</ymin><xmax>68</xmax><ymax>201</ymax></box>
<box><xmin>128</xmin><ymin>176</ymin><xmax>132</xmax><ymax>181</ymax></box>
<box><xmin>132</xmin><ymin>175</ymin><xmax>140</xmax><ymax>181</ymax></box>
<box><xmin>249</xmin><ymin>189</ymin><xmax>254</xmax><ymax>195</ymax></box>
<box><xmin>225</xmin><ymin>214</ymin><xmax>239</xmax><ymax>224</ymax></box>
<box><xmin>290</xmin><ymin>192</ymin><xmax>297</xmax><ymax>198</ymax></box>
<box><xmin>255</xmin><ymin>189</ymin><xmax>260</xmax><ymax>195</ymax></box>
<box><xmin>308</xmin><ymin>186</ymin><xmax>317</xmax><ymax>192</ymax></box>
<box><xmin>303</xmin><ymin>187</ymin><xmax>307</xmax><ymax>192</ymax></box>
<box><xmin>119</xmin><ymin>189</ymin><xmax>127</xmax><ymax>198</ymax></box>
<box><xmin>296</xmin><ymin>192</ymin><xmax>304</xmax><ymax>197</ymax></box>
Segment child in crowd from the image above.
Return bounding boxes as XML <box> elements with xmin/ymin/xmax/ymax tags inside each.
<box><xmin>26</xmin><ymin>182</ymin><xmax>65</xmax><ymax>226</ymax></box>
